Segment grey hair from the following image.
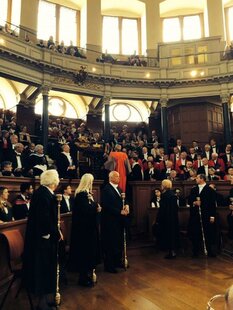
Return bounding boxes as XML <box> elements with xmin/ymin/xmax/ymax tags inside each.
<box><xmin>35</xmin><ymin>144</ymin><xmax>44</xmax><ymax>153</ymax></box>
<box><xmin>75</xmin><ymin>173</ymin><xmax>94</xmax><ymax>195</ymax></box>
<box><xmin>40</xmin><ymin>169</ymin><xmax>59</xmax><ymax>186</ymax></box>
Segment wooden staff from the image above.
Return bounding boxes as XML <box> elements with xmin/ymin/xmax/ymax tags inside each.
<box><xmin>55</xmin><ymin>194</ymin><xmax>62</xmax><ymax>306</ymax></box>
<box><xmin>196</xmin><ymin>197</ymin><xmax>208</xmax><ymax>256</ymax></box>
<box><xmin>121</xmin><ymin>193</ymin><xmax>128</xmax><ymax>271</ymax></box>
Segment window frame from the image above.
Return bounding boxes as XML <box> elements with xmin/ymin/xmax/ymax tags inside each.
<box><xmin>162</xmin><ymin>13</ymin><xmax>204</xmax><ymax>43</ymax></box>
<box><xmin>37</xmin><ymin>0</ymin><xmax>80</xmax><ymax>46</ymax></box>
<box><xmin>102</xmin><ymin>15</ymin><xmax>141</xmax><ymax>55</ymax></box>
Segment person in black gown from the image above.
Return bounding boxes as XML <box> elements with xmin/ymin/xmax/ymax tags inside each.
<box><xmin>22</xmin><ymin>169</ymin><xmax>61</xmax><ymax>310</ymax></box>
<box><xmin>156</xmin><ymin>179</ymin><xmax>179</xmax><ymax>259</ymax></box>
<box><xmin>101</xmin><ymin>171</ymin><xmax>129</xmax><ymax>273</ymax></box>
<box><xmin>69</xmin><ymin>173</ymin><xmax>101</xmax><ymax>287</ymax></box>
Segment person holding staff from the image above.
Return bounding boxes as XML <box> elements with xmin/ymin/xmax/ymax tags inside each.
<box><xmin>101</xmin><ymin>171</ymin><xmax>129</xmax><ymax>273</ymax></box>
<box><xmin>188</xmin><ymin>174</ymin><xmax>217</xmax><ymax>257</ymax></box>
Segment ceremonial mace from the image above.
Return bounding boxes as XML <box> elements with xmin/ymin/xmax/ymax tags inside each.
<box><xmin>56</xmin><ymin>194</ymin><xmax>62</xmax><ymax>307</ymax></box>
<box><xmin>121</xmin><ymin>193</ymin><xmax>128</xmax><ymax>271</ymax></box>
<box><xmin>87</xmin><ymin>192</ymin><xmax>97</xmax><ymax>285</ymax></box>
<box><xmin>196</xmin><ymin>197</ymin><xmax>208</xmax><ymax>256</ymax></box>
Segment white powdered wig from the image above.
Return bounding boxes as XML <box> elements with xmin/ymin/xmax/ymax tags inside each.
<box><xmin>40</xmin><ymin>169</ymin><xmax>59</xmax><ymax>186</ymax></box>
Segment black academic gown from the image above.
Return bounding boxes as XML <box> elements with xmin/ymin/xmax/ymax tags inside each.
<box><xmin>12</xmin><ymin>194</ymin><xmax>30</xmax><ymax>220</ymax></box>
<box><xmin>101</xmin><ymin>183</ymin><xmax>125</xmax><ymax>269</ymax></box>
<box><xmin>188</xmin><ymin>184</ymin><xmax>216</xmax><ymax>255</ymax></box>
<box><xmin>22</xmin><ymin>186</ymin><xmax>59</xmax><ymax>295</ymax></box>
<box><xmin>68</xmin><ymin>191</ymin><xmax>99</xmax><ymax>273</ymax></box>
<box><xmin>156</xmin><ymin>190</ymin><xmax>180</xmax><ymax>251</ymax></box>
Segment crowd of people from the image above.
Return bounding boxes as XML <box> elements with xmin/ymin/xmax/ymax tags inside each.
<box><xmin>1</xmin><ymin>113</ymin><xmax>233</xmax><ymax>186</ymax></box>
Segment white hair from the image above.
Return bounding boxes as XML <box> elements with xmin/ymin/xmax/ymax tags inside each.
<box><xmin>75</xmin><ymin>173</ymin><xmax>94</xmax><ymax>195</ymax></box>
<box><xmin>40</xmin><ymin>169</ymin><xmax>59</xmax><ymax>186</ymax></box>
<box><xmin>35</xmin><ymin>144</ymin><xmax>44</xmax><ymax>153</ymax></box>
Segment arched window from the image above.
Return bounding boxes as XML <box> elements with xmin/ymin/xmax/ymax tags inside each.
<box><xmin>35</xmin><ymin>97</ymin><xmax>77</xmax><ymax>118</ymax></box>
<box><xmin>102</xmin><ymin>103</ymin><xmax>144</xmax><ymax>122</ymax></box>
<box><xmin>0</xmin><ymin>95</ymin><xmax>5</xmax><ymax>109</ymax></box>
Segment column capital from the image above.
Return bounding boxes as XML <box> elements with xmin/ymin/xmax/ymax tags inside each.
<box><xmin>160</xmin><ymin>97</ymin><xmax>168</xmax><ymax>108</ymax></box>
<box><xmin>40</xmin><ymin>85</ymin><xmax>51</xmax><ymax>96</ymax></box>
<box><xmin>220</xmin><ymin>93</ymin><xmax>230</xmax><ymax>104</ymax></box>
<box><xmin>103</xmin><ymin>95</ymin><xmax>111</xmax><ymax>105</ymax></box>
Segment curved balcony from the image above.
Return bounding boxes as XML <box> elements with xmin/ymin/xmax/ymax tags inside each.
<box><xmin>0</xmin><ymin>31</ymin><xmax>233</xmax><ymax>100</ymax></box>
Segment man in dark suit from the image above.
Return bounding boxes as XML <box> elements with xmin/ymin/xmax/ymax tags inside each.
<box><xmin>188</xmin><ymin>174</ymin><xmax>217</xmax><ymax>257</ymax></box>
<box><xmin>23</xmin><ymin>170</ymin><xmax>61</xmax><ymax>310</ymax></box>
<box><xmin>57</xmin><ymin>144</ymin><xmax>77</xmax><ymax>179</ymax></box>
<box><xmin>10</xmin><ymin>143</ymin><xmax>26</xmax><ymax>176</ymax></box>
<box><xmin>59</xmin><ymin>184</ymin><xmax>74</xmax><ymax>213</ymax></box>
<box><xmin>12</xmin><ymin>182</ymin><xmax>33</xmax><ymax>220</ymax></box>
<box><xmin>101</xmin><ymin>171</ymin><xmax>129</xmax><ymax>273</ymax></box>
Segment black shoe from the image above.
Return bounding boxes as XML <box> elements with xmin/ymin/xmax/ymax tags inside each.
<box><xmin>104</xmin><ymin>267</ymin><xmax>118</xmax><ymax>273</ymax></box>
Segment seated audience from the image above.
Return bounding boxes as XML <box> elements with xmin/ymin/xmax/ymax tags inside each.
<box><xmin>12</xmin><ymin>183</ymin><xmax>34</xmax><ymax>220</ymax></box>
<box><xmin>202</xmin><ymin>144</ymin><xmax>212</xmax><ymax>160</ymax></box>
<box><xmin>209</xmin><ymin>153</ymin><xmax>225</xmax><ymax>179</ymax></box>
<box><xmin>0</xmin><ymin>187</ymin><xmax>13</xmax><ymax>223</ymax></box>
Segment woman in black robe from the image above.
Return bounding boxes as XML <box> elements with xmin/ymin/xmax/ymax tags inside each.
<box><xmin>69</xmin><ymin>173</ymin><xmax>101</xmax><ymax>287</ymax></box>
<box><xmin>156</xmin><ymin>179</ymin><xmax>179</xmax><ymax>259</ymax></box>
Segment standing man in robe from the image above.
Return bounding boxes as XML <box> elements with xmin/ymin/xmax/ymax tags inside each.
<box><xmin>101</xmin><ymin>171</ymin><xmax>129</xmax><ymax>273</ymax></box>
<box><xmin>23</xmin><ymin>170</ymin><xmax>61</xmax><ymax>310</ymax></box>
<box><xmin>188</xmin><ymin>174</ymin><xmax>217</xmax><ymax>257</ymax></box>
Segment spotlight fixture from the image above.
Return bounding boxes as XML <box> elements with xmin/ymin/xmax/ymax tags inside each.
<box><xmin>145</xmin><ymin>73</ymin><xmax>150</xmax><ymax>78</ymax></box>
<box><xmin>75</xmin><ymin>66</ymin><xmax>88</xmax><ymax>84</ymax></box>
<box><xmin>190</xmin><ymin>70</ymin><xmax>205</xmax><ymax>78</ymax></box>
<box><xmin>190</xmin><ymin>70</ymin><xmax>197</xmax><ymax>77</ymax></box>
<box><xmin>92</xmin><ymin>67</ymin><xmax>96</xmax><ymax>72</ymax></box>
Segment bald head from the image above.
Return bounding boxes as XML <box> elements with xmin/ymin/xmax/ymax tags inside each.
<box><xmin>109</xmin><ymin>171</ymin><xmax>120</xmax><ymax>185</ymax></box>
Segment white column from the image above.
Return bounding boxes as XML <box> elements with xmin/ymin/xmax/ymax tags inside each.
<box><xmin>204</xmin><ymin>0</ymin><xmax>226</xmax><ymax>40</ymax></box>
<box><xmin>144</xmin><ymin>0</ymin><xmax>162</xmax><ymax>65</ymax></box>
<box><xmin>20</xmin><ymin>0</ymin><xmax>39</xmax><ymax>41</ymax></box>
<box><xmin>86</xmin><ymin>0</ymin><xmax>102</xmax><ymax>61</ymax></box>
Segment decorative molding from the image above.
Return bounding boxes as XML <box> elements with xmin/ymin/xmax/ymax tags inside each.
<box><xmin>40</xmin><ymin>85</ymin><xmax>50</xmax><ymax>96</ymax></box>
<box><xmin>220</xmin><ymin>93</ymin><xmax>230</xmax><ymax>104</ymax></box>
<box><xmin>160</xmin><ymin>97</ymin><xmax>168</xmax><ymax>108</ymax></box>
